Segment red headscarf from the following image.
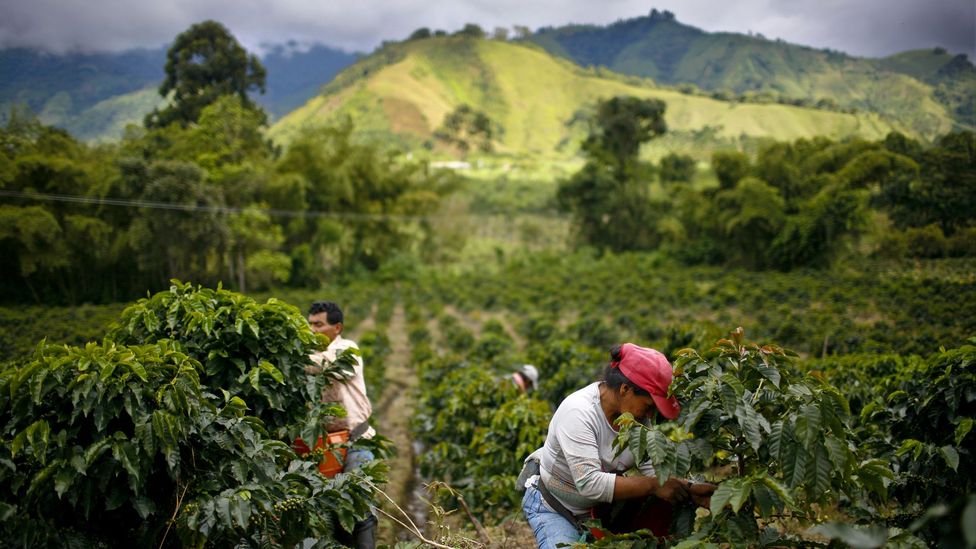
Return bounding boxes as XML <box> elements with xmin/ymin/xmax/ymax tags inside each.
<box><xmin>611</xmin><ymin>343</ymin><xmax>681</xmax><ymax>420</ymax></box>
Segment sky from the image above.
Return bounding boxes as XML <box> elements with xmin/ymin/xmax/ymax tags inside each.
<box><xmin>0</xmin><ymin>0</ymin><xmax>973</xmax><ymax>60</ymax></box>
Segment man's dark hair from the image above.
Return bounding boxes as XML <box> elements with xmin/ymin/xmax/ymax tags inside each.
<box><xmin>308</xmin><ymin>301</ymin><xmax>344</xmax><ymax>325</ymax></box>
<box><xmin>602</xmin><ymin>344</ymin><xmax>650</xmax><ymax>396</ymax></box>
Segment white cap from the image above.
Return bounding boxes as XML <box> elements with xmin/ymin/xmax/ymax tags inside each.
<box><xmin>519</xmin><ymin>364</ymin><xmax>539</xmax><ymax>387</ymax></box>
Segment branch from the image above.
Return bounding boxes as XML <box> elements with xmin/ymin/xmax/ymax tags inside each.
<box><xmin>158</xmin><ymin>481</ymin><xmax>190</xmax><ymax>549</ymax></box>
<box><xmin>362</xmin><ymin>478</ymin><xmax>455</xmax><ymax>549</ymax></box>
<box><xmin>455</xmin><ymin>494</ymin><xmax>491</xmax><ymax>546</ymax></box>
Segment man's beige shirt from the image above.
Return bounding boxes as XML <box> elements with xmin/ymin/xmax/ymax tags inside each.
<box><xmin>311</xmin><ymin>335</ymin><xmax>375</xmax><ymax>439</ymax></box>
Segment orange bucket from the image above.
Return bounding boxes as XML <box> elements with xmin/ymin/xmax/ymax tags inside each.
<box><xmin>293</xmin><ymin>430</ymin><xmax>349</xmax><ymax>477</ymax></box>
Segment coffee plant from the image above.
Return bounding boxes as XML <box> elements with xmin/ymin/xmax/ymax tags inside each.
<box><xmin>0</xmin><ymin>283</ymin><xmax>390</xmax><ymax>547</ymax></box>
<box><xmin>612</xmin><ymin>328</ymin><xmax>912</xmax><ymax>546</ymax></box>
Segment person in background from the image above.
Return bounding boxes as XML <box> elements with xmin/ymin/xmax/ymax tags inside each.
<box><xmin>512</xmin><ymin>364</ymin><xmax>540</xmax><ymax>393</ymax></box>
<box><xmin>520</xmin><ymin>343</ymin><xmax>716</xmax><ymax>549</ymax></box>
<box><xmin>304</xmin><ymin>300</ymin><xmax>377</xmax><ymax>549</ymax></box>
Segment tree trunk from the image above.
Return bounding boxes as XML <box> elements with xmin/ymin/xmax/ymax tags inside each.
<box><xmin>237</xmin><ymin>250</ymin><xmax>246</xmax><ymax>293</ymax></box>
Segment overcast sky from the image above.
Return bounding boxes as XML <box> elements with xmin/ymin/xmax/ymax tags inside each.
<box><xmin>1</xmin><ymin>0</ymin><xmax>973</xmax><ymax>59</ymax></box>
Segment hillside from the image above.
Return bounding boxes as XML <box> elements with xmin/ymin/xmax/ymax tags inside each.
<box><xmin>269</xmin><ymin>36</ymin><xmax>901</xmax><ymax>156</ymax></box>
<box><xmin>0</xmin><ymin>43</ymin><xmax>358</xmax><ymax>140</ymax></box>
<box><xmin>877</xmin><ymin>48</ymin><xmax>976</xmax><ymax>126</ymax></box>
<box><xmin>527</xmin><ymin>10</ymin><xmax>965</xmax><ymax>139</ymax></box>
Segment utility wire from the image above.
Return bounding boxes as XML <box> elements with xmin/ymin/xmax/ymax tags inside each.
<box><xmin>0</xmin><ymin>189</ymin><xmax>434</xmax><ymax>221</ymax></box>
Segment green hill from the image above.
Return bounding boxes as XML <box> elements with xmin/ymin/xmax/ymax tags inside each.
<box><xmin>526</xmin><ymin>10</ymin><xmax>965</xmax><ymax>139</ymax></box>
<box><xmin>0</xmin><ymin>43</ymin><xmax>358</xmax><ymax>141</ymax></box>
<box><xmin>269</xmin><ymin>36</ymin><xmax>903</xmax><ymax>157</ymax></box>
<box><xmin>876</xmin><ymin>48</ymin><xmax>976</xmax><ymax>126</ymax></box>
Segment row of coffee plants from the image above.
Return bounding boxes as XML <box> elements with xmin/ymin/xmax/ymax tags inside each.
<box><xmin>399</xmin><ymin>259</ymin><xmax>973</xmax><ymax>546</ymax></box>
<box><xmin>417</xmin><ymin>254</ymin><xmax>975</xmax><ymax>357</ymax></box>
<box><xmin>409</xmin><ymin>308</ymin><xmax>552</xmax><ymax>521</ymax></box>
<box><xmin>0</xmin><ymin>282</ymin><xmax>391</xmax><ymax>547</ymax></box>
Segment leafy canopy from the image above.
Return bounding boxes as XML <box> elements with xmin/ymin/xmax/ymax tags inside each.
<box><xmin>146</xmin><ymin>20</ymin><xmax>266</xmax><ymax>128</ymax></box>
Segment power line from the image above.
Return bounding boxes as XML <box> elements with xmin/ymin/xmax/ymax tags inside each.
<box><xmin>0</xmin><ymin>189</ymin><xmax>434</xmax><ymax>221</ymax></box>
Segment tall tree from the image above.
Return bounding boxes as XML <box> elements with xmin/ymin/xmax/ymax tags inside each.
<box><xmin>145</xmin><ymin>20</ymin><xmax>266</xmax><ymax>128</ymax></box>
<box><xmin>558</xmin><ymin>96</ymin><xmax>667</xmax><ymax>252</ymax></box>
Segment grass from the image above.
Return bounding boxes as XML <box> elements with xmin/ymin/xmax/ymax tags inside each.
<box><xmin>269</xmin><ymin>36</ymin><xmax>907</xmax><ymax>157</ymax></box>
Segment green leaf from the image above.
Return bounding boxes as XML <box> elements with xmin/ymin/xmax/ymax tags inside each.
<box><xmin>710</xmin><ymin>482</ymin><xmax>734</xmax><ymax>516</ymax></box>
<box><xmin>258</xmin><ymin>360</ymin><xmax>284</xmax><ymax>384</ymax></box>
<box><xmin>824</xmin><ymin>435</ymin><xmax>851</xmax><ymax>472</ymax></box>
<box><xmin>229</xmin><ymin>494</ymin><xmax>251</xmax><ymax>527</ymax></box>
<box><xmin>132</xmin><ymin>495</ymin><xmax>156</xmax><ymax>519</ymax></box>
<box><xmin>681</xmin><ymin>398</ymin><xmax>710</xmax><ymax>431</ymax></box>
<box><xmin>0</xmin><ymin>502</ymin><xmax>17</xmax><ymax>521</ymax></box>
<box><xmin>54</xmin><ymin>466</ymin><xmax>75</xmax><ymax>498</ymax></box>
<box><xmin>129</xmin><ymin>361</ymin><xmax>148</xmax><ymax>382</ymax></box>
<box><xmin>768</xmin><ymin>421</ymin><xmax>784</xmax><ymax>460</ymax></box>
<box><xmin>729</xmin><ymin>478</ymin><xmax>753</xmax><ymax>513</ymax></box>
<box><xmin>895</xmin><ymin>439</ymin><xmax>924</xmax><ymax>460</ymax></box>
<box><xmin>955</xmin><ymin>418</ymin><xmax>973</xmax><ymax>446</ymax></box>
<box><xmin>217</xmin><ymin>496</ymin><xmax>233</xmax><ymax>528</ymax></box>
<box><xmin>782</xmin><ymin>441</ymin><xmax>808</xmax><ymax>489</ymax></box>
<box><xmin>796</xmin><ymin>404</ymin><xmax>822</xmax><ymax>448</ymax></box>
<box><xmin>807</xmin><ymin>444</ymin><xmax>832</xmax><ymax>499</ymax></box>
<box><xmin>939</xmin><ymin>445</ymin><xmax>960</xmax><ymax>472</ymax></box>
<box><xmin>760</xmin><ymin>476</ymin><xmax>794</xmax><ymax>510</ymax></box>
<box><xmin>674</xmin><ymin>441</ymin><xmax>691</xmax><ymax>478</ymax></box>
<box><xmin>736</xmin><ymin>403</ymin><xmax>762</xmax><ymax>452</ymax></box>
<box><xmin>25</xmin><ymin>420</ymin><xmax>51</xmax><ymax>462</ymax></box>
<box><xmin>757</xmin><ymin>363</ymin><xmax>781</xmax><ymax>388</ymax></box>
<box><xmin>856</xmin><ymin>459</ymin><xmax>894</xmax><ymax>501</ymax></box>
<box><xmin>720</xmin><ymin>383</ymin><xmax>739</xmax><ymax>416</ymax></box>
<box><xmin>112</xmin><ymin>440</ymin><xmax>142</xmax><ymax>489</ymax></box>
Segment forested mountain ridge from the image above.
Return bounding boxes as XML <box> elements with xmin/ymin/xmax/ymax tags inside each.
<box><xmin>526</xmin><ymin>9</ymin><xmax>972</xmax><ymax>138</ymax></box>
<box><xmin>1</xmin><ymin>11</ymin><xmax>971</xmax><ymax>145</ymax></box>
<box><xmin>0</xmin><ymin>43</ymin><xmax>358</xmax><ymax>141</ymax></box>
<box><xmin>269</xmin><ymin>35</ymin><xmax>901</xmax><ymax>155</ymax></box>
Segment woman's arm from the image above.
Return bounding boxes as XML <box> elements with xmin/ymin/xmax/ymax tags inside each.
<box><xmin>613</xmin><ymin>475</ymin><xmax>691</xmax><ymax>502</ymax></box>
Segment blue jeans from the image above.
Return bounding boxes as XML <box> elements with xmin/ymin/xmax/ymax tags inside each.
<box><xmin>522</xmin><ymin>484</ymin><xmax>584</xmax><ymax>549</ymax></box>
<box><xmin>344</xmin><ymin>448</ymin><xmax>374</xmax><ymax>472</ymax></box>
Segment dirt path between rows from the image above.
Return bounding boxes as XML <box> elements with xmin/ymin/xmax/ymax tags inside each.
<box><xmin>371</xmin><ymin>303</ymin><xmax>421</xmax><ymax>544</ymax></box>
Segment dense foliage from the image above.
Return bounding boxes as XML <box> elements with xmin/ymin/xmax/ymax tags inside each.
<box><xmin>0</xmin><ymin>100</ymin><xmax>448</xmax><ymax>304</ymax></box>
<box><xmin>558</xmin><ymin>124</ymin><xmax>976</xmax><ymax>269</ymax></box>
<box><xmin>0</xmin><ymin>283</ymin><xmax>390</xmax><ymax>547</ymax></box>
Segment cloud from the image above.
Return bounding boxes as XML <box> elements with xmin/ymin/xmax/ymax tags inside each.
<box><xmin>0</xmin><ymin>0</ymin><xmax>972</xmax><ymax>59</ymax></box>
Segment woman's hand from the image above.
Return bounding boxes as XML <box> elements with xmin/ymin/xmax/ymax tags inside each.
<box><xmin>304</xmin><ymin>364</ymin><xmax>322</xmax><ymax>375</ymax></box>
<box><xmin>688</xmin><ymin>481</ymin><xmax>717</xmax><ymax>508</ymax></box>
<box><xmin>654</xmin><ymin>478</ymin><xmax>690</xmax><ymax>503</ymax></box>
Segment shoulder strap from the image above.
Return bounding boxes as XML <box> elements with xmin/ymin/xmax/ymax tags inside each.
<box><xmin>350</xmin><ymin>421</ymin><xmax>371</xmax><ymax>441</ymax></box>
<box><xmin>537</xmin><ymin>479</ymin><xmax>586</xmax><ymax>533</ymax></box>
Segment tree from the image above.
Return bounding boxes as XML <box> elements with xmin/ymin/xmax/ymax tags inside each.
<box><xmin>558</xmin><ymin>96</ymin><xmax>667</xmax><ymax>252</ymax></box>
<box><xmin>433</xmin><ymin>104</ymin><xmax>495</xmax><ymax>154</ymax></box>
<box><xmin>512</xmin><ymin>25</ymin><xmax>532</xmax><ymax>40</ymax></box>
<box><xmin>492</xmin><ymin>27</ymin><xmax>510</xmax><ymax>41</ymax></box>
<box><xmin>766</xmin><ymin>182</ymin><xmax>868</xmax><ymax>270</ymax></box>
<box><xmin>712</xmin><ymin>150</ymin><xmax>751</xmax><ymax>191</ymax></box>
<box><xmin>659</xmin><ymin>152</ymin><xmax>696</xmax><ymax>183</ymax></box>
<box><xmin>275</xmin><ymin>121</ymin><xmax>447</xmax><ymax>277</ymax></box>
<box><xmin>581</xmin><ymin>96</ymin><xmax>667</xmax><ymax>174</ymax></box>
<box><xmin>714</xmin><ymin>176</ymin><xmax>787</xmax><ymax>269</ymax></box>
<box><xmin>145</xmin><ymin>20</ymin><xmax>266</xmax><ymax>128</ymax></box>
<box><xmin>126</xmin><ymin>161</ymin><xmax>227</xmax><ymax>287</ymax></box>
<box><xmin>407</xmin><ymin>27</ymin><xmax>432</xmax><ymax>40</ymax></box>
<box><xmin>455</xmin><ymin>23</ymin><xmax>486</xmax><ymax>38</ymax></box>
